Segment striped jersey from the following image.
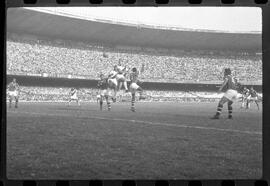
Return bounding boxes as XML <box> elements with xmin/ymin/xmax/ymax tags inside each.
<box><xmin>249</xmin><ymin>89</ymin><xmax>258</xmax><ymax>97</ymax></box>
<box><xmin>130</xmin><ymin>71</ymin><xmax>140</xmax><ymax>83</ymax></box>
<box><xmin>223</xmin><ymin>75</ymin><xmax>238</xmax><ymax>91</ymax></box>
<box><xmin>97</xmin><ymin>78</ymin><xmax>108</xmax><ymax>90</ymax></box>
<box><xmin>242</xmin><ymin>88</ymin><xmax>250</xmax><ymax>96</ymax></box>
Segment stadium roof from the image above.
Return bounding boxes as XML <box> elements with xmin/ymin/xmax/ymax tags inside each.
<box><xmin>7</xmin><ymin>8</ymin><xmax>262</xmax><ymax>52</ymax></box>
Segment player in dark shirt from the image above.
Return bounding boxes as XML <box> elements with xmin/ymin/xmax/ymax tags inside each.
<box><xmin>246</xmin><ymin>87</ymin><xmax>260</xmax><ymax>110</ymax></box>
<box><xmin>97</xmin><ymin>74</ymin><xmax>111</xmax><ymax>111</ymax></box>
<box><xmin>240</xmin><ymin>87</ymin><xmax>249</xmax><ymax>109</ymax></box>
<box><xmin>129</xmin><ymin>65</ymin><xmax>145</xmax><ymax>112</ymax></box>
<box><xmin>212</xmin><ymin>68</ymin><xmax>239</xmax><ymax>119</ymax></box>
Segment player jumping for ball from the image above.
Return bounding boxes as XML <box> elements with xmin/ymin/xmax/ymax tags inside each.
<box><xmin>129</xmin><ymin>64</ymin><xmax>145</xmax><ymax>112</ymax></box>
<box><xmin>68</xmin><ymin>88</ymin><xmax>80</xmax><ymax>106</ymax></box>
<box><xmin>116</xmin><ymin>59</ymin><xmax>129</xmax><ymax>93</ymax></box>
<box><xmin>108</xmin><ymin>66</ymin><xmax>120</xmax><ymax>102</ymax></box>
<box><xmin>7</xmin><ymin>78</ymin><xmax>20</xmax><ymax>108</ymax></box>
<box><xmin>212</xmin><ymin>68</ymin><xmax>240</xmax><ymax>119</ymax></box>
<box><xmin>97</xmin><ymin>73</ymin><xmax>111</xmax><ymax>111</ymax></box>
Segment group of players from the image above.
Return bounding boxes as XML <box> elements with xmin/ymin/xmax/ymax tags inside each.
<box><xmin>7</xmin><ymin>63</ymin><xmax>261</xmax><ymax>116</ymax></box>
<box><xmin>240</xmin><ymin>86</ymin><xmax>260</xmax><ymax>110</ymax></box>
<box><xmin>66</xmin><ymin>59</ymin><xmax>145</xmax><ymax>112</ymax></box>
<box><xmin>211</xmin><ymin>68</ymin><xmax>260</xmax><ymax>119</ymax></box>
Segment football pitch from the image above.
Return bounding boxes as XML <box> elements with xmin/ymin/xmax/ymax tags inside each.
<box><xmin>7</xmin><ymin>101</ymin><xmax>262</xmax><ymax>179</ymax></box>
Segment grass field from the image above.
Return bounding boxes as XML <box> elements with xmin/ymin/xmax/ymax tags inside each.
<box><xmin>7</xmin><ymin>101</ymin><xmax>262</xmax><ymax>180</ymax></box>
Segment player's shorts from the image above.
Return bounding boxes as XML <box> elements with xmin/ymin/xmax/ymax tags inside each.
<box><xmin>116</xmin><ymin>74</ymin><xmax>125</xmax><ymax>82</ymax></box>
<box><xmin>242</xmin><ymin>95</ymin><xmax>248</xmax><ymax>100</ymax></box>
<box><xmin>223</xmin><ymin>89</ymin><xmax>238</xmax><ymax>101</ymax></box>
<box><xmin>8</xmin><ymin>90</ymin><xmax>18</xmax><ymax>97</ymax></box>
<box><xmin>97</xmin><ymin>95</ymin><xmax>101</xmax><ymax>99</ymax></box>
<box><xmin>130</xmin><ymin>83</ymin><xmax>140</xmax><ymax>93</ymax></box>
<box><xmin>108</xmin><ymin>78</ymin><xmax>118</xmax><ymax>87</ymax></box>
<box><xmin>247</xmin><ymin>95</ymin><xmax>258</xmax><ymax>101</ymax></box>
<box><xmin>70</xmin><ymin>95</ymin><xmax>78</xmax><ymax>100</ymax></box>
<box><xmin>100</xmin><ymin>89</ymin><xmax>108</xmax><ymax>97</ymax></box>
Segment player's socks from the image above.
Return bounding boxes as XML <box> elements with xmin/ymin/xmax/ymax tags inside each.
<box><xmin>246</xmin><ymin>102</ymin><xmax>250</xmax><ymax>109</ymax></box>
<box><xmin>107</xmin><ymin>101</ymin><xmax>111</xmax><ymax>111</ymax></box>
<box><xmin>131</xmin><ymin>94</ymin><xmax>135</xmax><ymax>112</ymax></box>
<box><xmin>211</xmin><ymin>103</ymin><xmax>223</xmax><ymax>119</ymax></box>
<box><xmin>105</xmin><ymin>96</ymin><xmax>111</xmax><ymax>111</ymax></box>
<box><xmin>216</xmin><ymin>103</ymin><xmax>223</xmax><ymax>115</ymax></box>
<box><xmin>99</xmin><ymin>100</ymin><xmax>103</xmax><ymax>110</ymax></box>
<box><xmin>228</xmin><ymin>101</ymin><xmax>233</xmax><ymax>119</ymax></box>
<box><xmin>15</xmin><ymin>99</ymin><xmax>18</xmax><ymax>108</ymax></box>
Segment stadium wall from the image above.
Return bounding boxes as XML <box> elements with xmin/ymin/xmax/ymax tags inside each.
<box><xmin>7</xmin><ymin>75</ymin><xmax>262</xmax><ymax>92</ymax></box>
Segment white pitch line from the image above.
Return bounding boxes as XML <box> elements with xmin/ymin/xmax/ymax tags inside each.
<box><xmin>7</xmin><ymin>111</ymin><xmax>262</xmax><ymax>136</ymax></box>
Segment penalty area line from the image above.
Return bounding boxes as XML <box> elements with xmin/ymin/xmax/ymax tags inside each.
<box><xmin>7</xmin><ymin>110</ymin><xmax>262</xmax><ymax>136</ymax></box>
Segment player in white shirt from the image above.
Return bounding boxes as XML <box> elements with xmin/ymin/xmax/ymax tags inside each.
<box><xmin>7</xmin><ymin>78</ymin><xmax>20</xmax><ymax>108</ymax></box>
<box><xmin>96</xmin><ymin>92</ymin><xmax>101</xmax><ymax>104</ymax></box>
<box><xmin>107</xmin><ymin>66</ymin><xmax>119</xmax><ymax>102</ymax></box>
<box><xmin>68</xmin><ymin>88</ymin><xmax>80</xmax><ymax>106</ymax></box>
<box><xmin>115</xmin><ymin>59</ymin><xmax>129</xmax><ymax>92</ymax></box>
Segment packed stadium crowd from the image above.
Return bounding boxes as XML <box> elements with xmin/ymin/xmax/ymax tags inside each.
<box><xmin>7</xmin><ymin>33</ymin><xmax>262</xmax><ymax>84</ymax></box>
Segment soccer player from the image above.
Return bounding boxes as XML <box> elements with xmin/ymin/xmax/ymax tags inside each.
<box><xmin>7</xmin><ymin>78</ymin><xmax>20</xmax><ymax>108</ymax></box>
<box><xmin>68</xmin><ymin>88</ymin><xmax>80</xmax><ymax>106</ymax></box>
<box><xmin>96</xmin><ymin>92</ymin><xmax>101</xmax><ymax>104</ymax></box>
<box><xmin>212</xmin><ymin>68</ymin><xmax>239</xmax><ymax>119</ymax></box>
<box><xmin>97</xmin><ymin>73</ymin><xmax>111</xmax><ymax>111</ymax></box>
<box><xmin>246</xmin><ymin>87</ymin><xmax>260</xmax><ymax>110</ymax></box>
<box><xmin>129</xmin><ymin>65</ymin><xmax>145</xmax><ymax>112</ymax></box>
<box><xmin>116</xmin><ymin>59</ymin><xmax>129</xmax><ymax>92</ymax></box>
<box><xmin>108</xmin><ymin>66</ymin><xmax>119</xmax><ymax>102</ymax></box>
<box><xmin>240</xmin><ymin>86</ymin><xmax>249</xmax><ymax>109</ymax></box>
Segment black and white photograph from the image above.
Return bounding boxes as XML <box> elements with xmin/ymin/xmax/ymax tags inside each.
<box><xmin>6</xmin><ymin>7</ymin><xmax>262</xmax><ymax>179</ymax></box>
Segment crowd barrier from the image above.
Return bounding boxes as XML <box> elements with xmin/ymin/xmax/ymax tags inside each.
<box><xmin>7</xmin><ymin>75</ymin><xmax>262</xmax><ymax>92</ymax></box>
